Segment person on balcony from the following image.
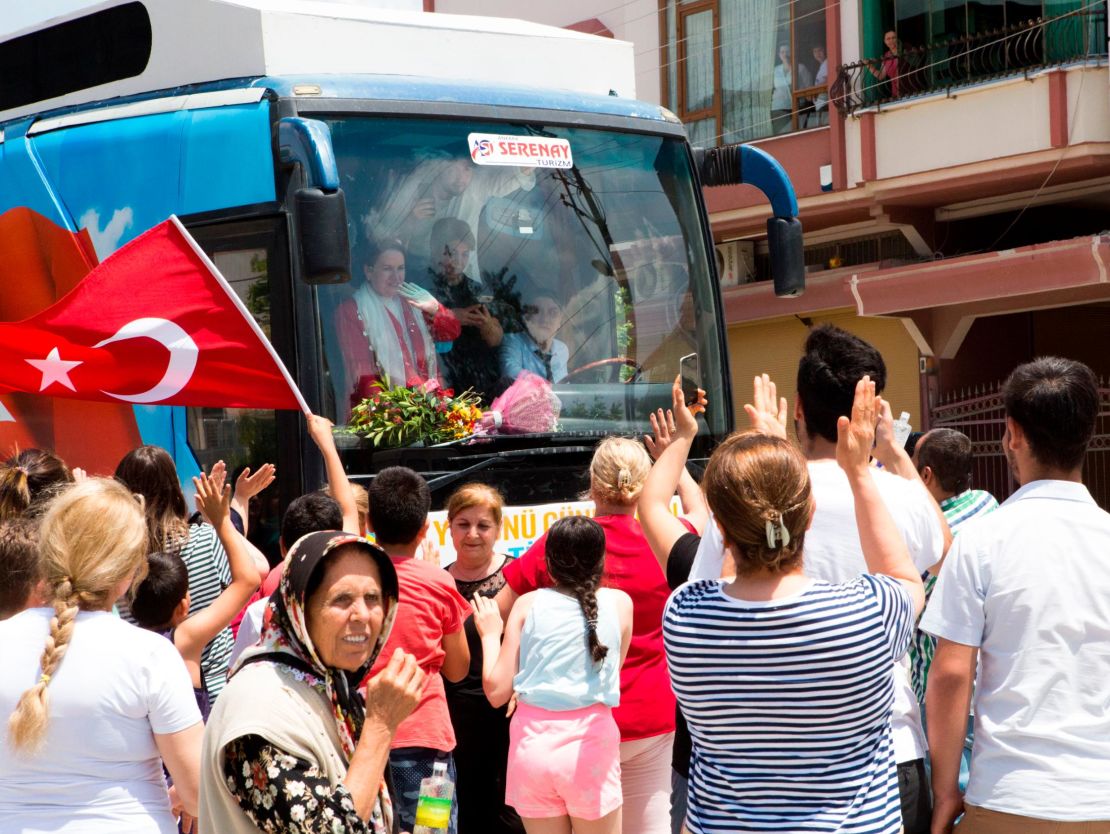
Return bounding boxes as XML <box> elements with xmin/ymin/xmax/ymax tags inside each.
<box><xmin>867</xmin><ymin>30</ymin><xmax>904</xmax><ymax>98</ymax></box>
<box><xmin>771</xmin><ymin>44</ymin><xmax>813</xmax><ymax>135</ymax></box>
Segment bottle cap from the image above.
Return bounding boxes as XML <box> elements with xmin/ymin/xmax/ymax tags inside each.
<box><xmin>432</xmin><ymin>761</ymin><xmax>448</xmax><ymax>776</ymax></box>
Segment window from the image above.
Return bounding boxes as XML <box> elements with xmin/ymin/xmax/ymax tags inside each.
<box><xmin>663</xmin><ymin>0</ymin><xmax>828</xmax><ymax>144</ymax></box>
<box><xmin>186</xmin><ymin>220</ymin><xmax>284</xmax><ymax>562</ymax></box>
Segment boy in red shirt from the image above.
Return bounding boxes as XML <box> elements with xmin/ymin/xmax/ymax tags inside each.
<box><xmin>365</xmin><ymin>467</ymin><xmax>470</xmax><ymax>834</ymax></box>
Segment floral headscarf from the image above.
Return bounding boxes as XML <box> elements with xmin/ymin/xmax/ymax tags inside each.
<box><xmin>234</xmin><ymin>531</ymin><xmax>399</xmax><ymax>833</ymax></box>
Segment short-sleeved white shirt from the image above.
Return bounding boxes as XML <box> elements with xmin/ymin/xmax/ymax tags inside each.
<box><xmin>691</xmin><ymin>460</ymin><xmax>945</xmax><ymax>763</ymax></box>
<box><xmin>0</xmin><ymin>609</ymin><xmax>202</xmax><ymax>833</ymax></box>
<box><xmin>921</xmin><ymin>480</ymin><xmax>1110</xmax><ymax>821</ymax></box>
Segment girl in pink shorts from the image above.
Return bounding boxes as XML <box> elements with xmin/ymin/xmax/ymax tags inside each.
<box><xmin>472</xmin><ymin>516</ymin><xmax>633</xmax><ymax>834</ymax></box>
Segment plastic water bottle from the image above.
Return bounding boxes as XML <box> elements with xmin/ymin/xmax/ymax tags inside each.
<box><xmin>413</xmin><ymin>761</ymin><xmax>454</xmax><ymax>834</ymax></box>
<box><xmin>891</xmin><ymin>411</ymin><xmax>912</xmax><ymax>450</ymax></box>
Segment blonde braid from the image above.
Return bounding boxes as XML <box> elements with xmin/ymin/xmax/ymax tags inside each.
<box><xmin>8</xmin><ymin>579</ymin><xmax>79</xmax><ymax>752</ymax></box>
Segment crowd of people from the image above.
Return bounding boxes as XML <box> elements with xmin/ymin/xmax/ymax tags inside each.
<box><xmin>1</xmin><ymin>323</ymin><xmax>1108</xmax><ymax>834</ymax></box>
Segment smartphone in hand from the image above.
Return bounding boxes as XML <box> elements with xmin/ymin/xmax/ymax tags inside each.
<box><xmin>679</xmin><ymin>352</ymin><xmax>700</xmax><ymax>406</ymax></box>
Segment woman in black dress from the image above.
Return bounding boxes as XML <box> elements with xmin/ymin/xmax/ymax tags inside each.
<box><xmin>444</xmin><ymin>483</ymin><xmax>524</xmax><ymax>834</ymax></box>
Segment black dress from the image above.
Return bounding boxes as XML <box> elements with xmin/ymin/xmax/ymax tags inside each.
<box><xmin>445</xmin><ymin>557</ymin><xmax>525</xmax><ymax>834</ymax></box>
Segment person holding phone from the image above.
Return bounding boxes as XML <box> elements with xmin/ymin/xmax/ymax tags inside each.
<box><xmin>428</xmin><ymin>217</ymin><xmax>510</xmax><ymax>402</ymax></box>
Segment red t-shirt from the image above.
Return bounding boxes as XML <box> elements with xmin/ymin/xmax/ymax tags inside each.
<box><xmin>502</xmin><ymin>513</ymin><xmax>678</xmax><ymax>741</ymax></box>
<box><xmin>366</xmin><ymin>556</ymin><xmax>470</xmax><ymax>752</ymax></box>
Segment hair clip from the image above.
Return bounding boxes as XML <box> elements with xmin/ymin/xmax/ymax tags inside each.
<box><xmin>765</xmin><ymin>516</ymin><xmax>791</xmax><ymax>549</ymax></box>
<box><xmin>38</xmin><ymin>673</ymin><xmax>51</xmax><ymax>685</ymax></box>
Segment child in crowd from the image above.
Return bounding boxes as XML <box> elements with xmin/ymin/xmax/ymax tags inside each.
<box><xmin>0</xmin><ymin>448</ymin><xmax>76</xmax><ymax>520</ymax></box>
<box><xmin>130</xmin><ymin>470</ymin><xmax>261</xmax><ymax>721</ymax></box>
<box><xmin>365</xmin><ymin>466</ymin><xmax>471</xmax><ymax>834</ymax></box>
<box><xmin>473</xmin><ymin>516</ymin><xmax>633</xmax><ymax>834</ymax></box>
<box><xmin>0</xmin><ymin>518</ymin><xmax>45</xmax><ymax>620</ymax></box>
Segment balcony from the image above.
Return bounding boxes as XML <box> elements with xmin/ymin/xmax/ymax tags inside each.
<box><xmin>832</xmin><ymin>3</ymin><xmax>1107</xmax><ymax>114</ymax></box>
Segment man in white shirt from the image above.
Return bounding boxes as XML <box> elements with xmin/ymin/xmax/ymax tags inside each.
<box><xmin>694</xmin><ymin>324</ymin><xmax>950</xmax><ymax>833</ymax></box>
<box><xmin>922</xmin><ymin>357</ymin><xmax>1110</xmax><ymax>834</ymax></box>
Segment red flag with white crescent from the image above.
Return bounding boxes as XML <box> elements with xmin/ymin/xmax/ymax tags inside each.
<box><xmin>0</xmin><ymin>216</ymin><xmax>308</xmax><ymax>411</ymax></box>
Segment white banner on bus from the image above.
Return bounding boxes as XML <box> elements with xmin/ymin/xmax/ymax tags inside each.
<box><xmin>469</xmin><ymin>133</ymin><xmax>573</xmax><ymax>168</ymax></box>
<box><xmin>424</xmin><ymin>497</ymin><xmax>684</xmax><ymax>564</ymax></box>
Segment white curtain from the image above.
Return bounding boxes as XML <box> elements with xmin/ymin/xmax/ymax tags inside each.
<box><xmin>720</xmin><ymin>0</ymin><xmax>791</xmax><ymax>142</ymax></box>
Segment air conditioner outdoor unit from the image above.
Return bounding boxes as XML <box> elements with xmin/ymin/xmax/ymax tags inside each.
<box><xmin>714</xmin><ymin>239</ymin><xmax>756</xmax><ymax>287</ymax></box>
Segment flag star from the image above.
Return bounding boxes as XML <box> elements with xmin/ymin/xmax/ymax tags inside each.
<box><xmin>0</xmin><ymin>399</ymin><xmax>13</xmax><ymax>422</ymax></box>
<box><xmin>26</xmin><ymin>347</ymin><xmax>83</xmax><ymax>392</ymax></box>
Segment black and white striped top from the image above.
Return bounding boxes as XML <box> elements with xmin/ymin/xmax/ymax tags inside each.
<box><xmin>178</xmin><ymin>523</ymin><xmax>233</xmax><ymax>698</ymax></box>
<box><xmin>664</xmin><ymin>575</ymin><xmax>913</xmax><ymax>834</ymax></box>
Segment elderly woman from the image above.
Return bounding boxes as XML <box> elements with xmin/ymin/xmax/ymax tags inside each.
<box><xmin>494</xmin><ymin>438</ymin><xmax>681</xmax><ymax>834</ymax></box>
<box><xmin>444</xmin><ymin>484</ymin><xmax>524</xmax><ymax>834</ymax></box>
<box><xmin>335</xmin><ymin>238</ymin><xmax>461</xmax><ymax>413</ymax></box>
<box><xmin>0</xmin><ymin>478</ymin><xmax>203</xmax><ymax>833</ymax></box>
<box><xmin>200</xmin><ymin>531</ymin><xmax>426</xmax><ymax>834</ymax></box>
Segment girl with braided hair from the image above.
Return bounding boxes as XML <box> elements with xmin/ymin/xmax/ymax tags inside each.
<box><xmin>0</xmin><ymin>477</ymin><xmax>204</xmax><ymax>833</ymax></box>
<box><xmin>473</xmin><ymin>516</ymin><xmax>633</xmax><ymax>834</ymax></box>
<box><xmin>494</xmin><ymin>437</ymin><xmax>683</xmax><ymax>834</ymax></box>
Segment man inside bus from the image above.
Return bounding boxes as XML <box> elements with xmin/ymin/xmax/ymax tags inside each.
<box><xmin>427</xmin><ymin>216</ymin><xmax>511</xmax><ymax>402</ymax></box>
<box><xmin>365</xmin><ymin>152</ymin><xmax>536</xmax><ymax>282</ymax></box>
<box><xmin>500</xmin><ymin>290</ymin><xmax>568</xmax><ymax>384</ymax></box>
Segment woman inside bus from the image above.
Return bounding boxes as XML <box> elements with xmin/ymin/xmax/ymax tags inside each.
<box><xmin>494</xmin><ymin>437</ymin><xmax>681</xmax><ymax>834</ymax></box>
<box><xmin>335</xmin><ymin>237</ymin><xmax>461</xmax><ymax>415</ymax></box>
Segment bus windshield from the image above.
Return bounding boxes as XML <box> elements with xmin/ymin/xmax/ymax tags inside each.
<box><xmin>317</xmin><ymin>116</ymin><xmax>727</xmax><ymax>468</ymax></box>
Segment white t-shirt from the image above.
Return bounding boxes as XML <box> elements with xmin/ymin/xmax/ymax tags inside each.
<box><xmin>691</xmin><ymin>460</ymin><xmax>944</xmax><ymax>763</ymax></box>
<box><xmin>0</xmin><ymin>609</ymin><xmax>202</xmax><ymax>834</ymax></box>
<box><xmin>921</xmin><ymin>480</ymin><xmax>1110</xmax><ymax>821</ymax></box>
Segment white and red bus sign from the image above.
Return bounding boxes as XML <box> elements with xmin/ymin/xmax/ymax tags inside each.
<box><xmin>469</xmin><ymin>133</ymin><xmax>573</xmax><ymax>169</ymax></box>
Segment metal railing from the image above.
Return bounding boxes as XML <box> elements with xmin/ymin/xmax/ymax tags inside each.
<box><xmin>930</xmin><ymin>380</ymin><xmax>1110</xmax><ymax>510</ymax></box>
<box><xmin>831</xmin><ymin>2</ymin><xmax>1107</xmax><ymax>114</ymax></box>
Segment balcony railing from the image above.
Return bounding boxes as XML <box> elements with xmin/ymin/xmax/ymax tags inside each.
<box><xmin>831</xmin><ymin>2</ymin><xmax>1108</xmax><ymax>114</ymax></box>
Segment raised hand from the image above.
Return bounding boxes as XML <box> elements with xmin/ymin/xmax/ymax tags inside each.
<box><xmin>234</xmin><ymin>463</ymin><xmax>276</xmax><ymax>502</ymax></box>
<box><xmin>743</xmin><ymin>373</ymin><xmax>788</xmax><ymax>439</ymax></box>
<box><xmin>398</xmin><ymin>282</ymin><xmax>439</xmax><ymax>316</ymax></box>
<box><xmin>363</xmin><ymin>648</ymin><xmax>426</xmax><ymax>732</ymax></box>
<box><xmin>471</xmin><ymin>593</ymin><xmax>505</xmax><ymax>639</ymax></box>
<box><xmin>644</xmin><ymin>407</ymin><xmax>676</xmax><ymax>461</ymax></box>
<box><xmin>418</xmin><ymin>537</ymin><xmax>441</xmax><ymax>567</ymax></box>
<box><xmin>193</xmin><ymin>470</ymin><xmax>231</xmax><ymax>529</ymax></box>
<box><xmin>836</xmin><ymin>376</ymin><xmax>877</xmax><ymax>478</ymax></box>
<box><xmin>306</xmin><ymin>413</ymin><xmax>337</xmax><ymax>450</ymax></box>
<box><xmin>644</xmin><ymin>378</ymin><xmax>705</xmax><ymax>460</ymax></box>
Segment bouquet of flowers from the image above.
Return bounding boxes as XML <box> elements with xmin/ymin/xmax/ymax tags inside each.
<box><xmin>348</xmin><ymin>378</ymin><xmax>483</xmax><ymax>448</ymax></box>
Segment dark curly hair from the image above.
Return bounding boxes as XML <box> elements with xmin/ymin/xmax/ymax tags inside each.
<box><xmin>796</xmin><ymin>324</ymin><xmax>886</xmax><ymax>443</ymax></box>
<box><xmin>544</xmin><ymin>516</ymin><xmax>609</xmax><ymax>664</ymax></box>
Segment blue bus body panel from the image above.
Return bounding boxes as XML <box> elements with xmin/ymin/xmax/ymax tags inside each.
<box><xmin>1</xmin><ymin>101</ymin><xmax>275</xmax><ymax>473</ymax></box>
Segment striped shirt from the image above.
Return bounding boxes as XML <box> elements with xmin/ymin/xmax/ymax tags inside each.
<box><xmin>178</xmin><ymin>523</ymin><xmax>234</xmax><ymax>698</ymax></box>
<box><xmin>664</xmin><ymin>575</ymin><xmax>914</xmax><ymax>834</ymax></box>
<box><xmin>910</xmin><ymin>489</ymin><xmax>997</xmax><ymax>700</ymax></box>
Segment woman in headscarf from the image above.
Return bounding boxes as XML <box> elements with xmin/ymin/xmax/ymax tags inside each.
<box><xmin>334</xmin><ymin>238</ymin><xmax>461</xmax><ymax>418</ymax></box>
<box><xmin>200</xmin><ymin>531</ymin><xmax>426</xmax><ymax>834</ymax></box>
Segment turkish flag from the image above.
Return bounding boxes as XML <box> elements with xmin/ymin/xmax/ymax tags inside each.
<box><xmin>0</xmin><ymin>206</ymin><xmax>142</xmax><ymax>473</ymax></box>
<box><xmin>0</xmin><ymin>216</ymin><xmax>307</xmax><ymax>411</ymax></box>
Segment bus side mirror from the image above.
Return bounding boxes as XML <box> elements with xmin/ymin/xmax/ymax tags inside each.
<box><xmin>280</xmin><ymin>117</ymin><xmax>351</xmax><ymax>284</ymax></box>
<box><xmin>694</xmin><ymin>144</ymin><xmax>805</xmax><ymax>298</ymax></box>
<box><xmin>295</xmin><ymin>187</ymin><xmax>350</xmax><ymax>284</ymax></box>
<box><xmin>767</xmin><ymin>216</ymin><xmax>804</xmax><ymax>298</ymax></box>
